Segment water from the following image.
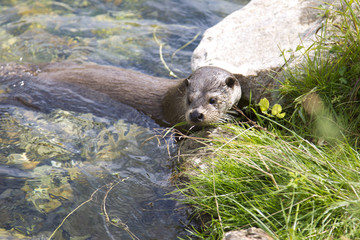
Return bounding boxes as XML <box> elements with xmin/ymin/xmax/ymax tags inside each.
<box><xmin>0</xmin><ymin>0</ymin><xmax>249</xmax><ymax>239</ymax></box>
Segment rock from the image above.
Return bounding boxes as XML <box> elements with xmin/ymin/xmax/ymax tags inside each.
<box><xmin>22</xmin><ymin>165</ymin><xmax>74</xmax><ymax>213</ymax></box>
<box><xmin>0</xmin><ymin>228</ymin><xmax>31</xmax><ymax>239</ymax></box>
<box><xmin>191</xmin><ymin>0</ymin><xmax>328</xmax><ymax>104</ymax></box>
<box><xmin>223</xmin><ymin>228</ymin><xmax>274</xmax><ymax>240</ymax></box>
<box><xmin>176</xmin><ymin>126</ymin><xmax>235</xmax><ymax>178</ymax></box>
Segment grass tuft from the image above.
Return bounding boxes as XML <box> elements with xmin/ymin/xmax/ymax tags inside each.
<box><xmin>179</xmin><ymin>124</ymin><xmax>360</xmax><ymax>239</ymax></box>
<box><xmin>278</xmin><ymin>0</ymin><xmax>360</xmax><ymax>148</ymax></box>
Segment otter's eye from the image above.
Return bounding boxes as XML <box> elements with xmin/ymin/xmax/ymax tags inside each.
<box><xmin>209</xmin><ymin>98</ymin><xmax>217</xmax><ymax>105</ymax></box>
<box><xmin>187</xmin><ymin>97</ymin><xmax>192</xmax><ymax>105</ymax></box>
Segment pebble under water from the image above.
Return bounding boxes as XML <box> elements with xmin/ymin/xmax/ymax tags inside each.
<box><xmin>0</xmin><ymin>0</ymin><xmax>249</xmax><ymax>239</ymax></box>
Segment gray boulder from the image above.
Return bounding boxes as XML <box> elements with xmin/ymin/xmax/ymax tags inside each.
<box><xmin>192</xmin><ymin>0</ymin><xmax>325</xmax><ymax>105</ymax></box>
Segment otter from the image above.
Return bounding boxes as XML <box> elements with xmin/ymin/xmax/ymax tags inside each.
<box><xmin>2</xmin><ymin>62</ymin><xmax>242</xmax><ymax>127</ymax></box>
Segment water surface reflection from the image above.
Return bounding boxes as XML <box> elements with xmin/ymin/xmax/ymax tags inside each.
<box><xmin>0</xmin><ymin>0</ymin><xmax>249</xmax><ymax>238</ymax></box>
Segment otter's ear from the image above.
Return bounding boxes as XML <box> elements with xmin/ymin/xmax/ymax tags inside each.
<box><xmin>185</xmin><ymin>74</ymin><xmax>192</xmax><ymax>87</ymax></box>
<box><xmin>225</xmin><ymin>77</ymin><xmax>238</xmax><ymax>88</ymax></box>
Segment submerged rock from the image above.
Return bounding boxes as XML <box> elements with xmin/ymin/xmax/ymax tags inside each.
<box><xmin>1</xmin><ymin>108</ymin><xmax>149</xmax><ymax>163</ymax></box>
<box><xmin>0</xmin><ymin>228</ymin><xmax>31</xmax><ymax>239</ymax></box>
<box><xmin>21</xmin><ymin>165</ymin><xmax>74</xmax><ymax>213</ymax></box>
<box><xmin>0</xmin><ymin>108</ymin><xmax>161</xmax><ymax>215</ymax></box>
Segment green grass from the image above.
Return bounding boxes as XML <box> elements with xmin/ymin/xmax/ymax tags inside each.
<box><xmin>178</xmin><ymin>124</ymin><xmax>360</xmax><ymax>239</ymax></box>
<box><xmin>177</xmin><ymin>1</ymin><xmax>360</xmax><ymax>239</ymax></box>
<box><xmin>278</xmin><ymin>0</ymin><xmax>360</xmax><ymax>148</ymax></box>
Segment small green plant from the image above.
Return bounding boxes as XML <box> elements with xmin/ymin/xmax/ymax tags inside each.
<box><xmin>258</xmin><ymin>98</ymin><xmax>286</xmax><ymax>118</ymax></box>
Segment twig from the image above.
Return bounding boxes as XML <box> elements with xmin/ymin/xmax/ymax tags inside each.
<box><xmin>101</xmin><ymin>177</ymin><xmax>139</xmax><ymax>240</ymax></box>
<box><xmin>153</xmin><ymin>27</ymin><xmax>179</xmax><ymax>78</ymax></box>
<box><xmin>233</xmin><ymin>106</ymin><xmax>278</xmax><ymax>139</ymax></box>
<box><xmin>101</xmin><ymin>180</ymin><xmax>122</xmax><ymax>222</ymax></box>
<box><xmin>214</xmin><ymin>126</ymin><xmax>254</xmax><ymax>153</ymax></box>
<box><xmin>171</xmin><ymin>31</ymin><xmax>200</xmax><ymax>61</ymax></box>
<box><xmin>48</xmin><ymin>184</ymin><xmax>108</xmax><ymax>240</ymax></box>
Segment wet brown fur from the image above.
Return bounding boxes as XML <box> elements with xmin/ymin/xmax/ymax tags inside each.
<box><xmin>2</xmin><ymin>62</ymin><xmax>241</xmax><ymax>127</ymax></box>
<box><xmin>37</xmin><ymin>62</ymin><xmax>186</xmax><ymax>125</ymax></box>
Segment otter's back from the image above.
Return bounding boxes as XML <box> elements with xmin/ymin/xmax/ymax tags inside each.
<box><xmin>37</xmin><ymin>62</ymin><xmax>182</xmax><ymax>122</ymax></box>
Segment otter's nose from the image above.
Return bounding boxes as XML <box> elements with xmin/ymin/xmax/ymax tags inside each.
<box><xmin>189</xmin><ymin>110</ymin><xmax>204</xmax><ymax>123</ymax></box>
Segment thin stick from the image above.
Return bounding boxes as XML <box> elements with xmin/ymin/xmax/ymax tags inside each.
<box><xmin>233</xmin><ymin>106</ymin><xmax>278</xmax><ymax>138</ymax></box>
<box><xmin>153</xmin><ymin>27</ymin><xmax>178</xmax><ymax>78</ymax></box>
<box><xmin>171</xmin><ymin>31</ymin><xmax>200</xmax><ymax>60</ymax></box>
<box><xmin>101</xmin><ymin>177</ymin><xmax>139</xmax><ymax>240</ymax></box>
<box><xmin>48</xmin><ymin>184</ymin><xmax>108</xmax><ymax>240</ymax></box>
<box><xmin>102</xmin><ymin>181</ymin><xmax>121</xmax><ymax>222</ymax></box>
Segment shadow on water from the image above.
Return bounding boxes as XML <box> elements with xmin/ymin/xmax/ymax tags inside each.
<box><xmin>0</xmin><ymin>0</ymin><xmax>249</xmax><ymax>239</ymax></box>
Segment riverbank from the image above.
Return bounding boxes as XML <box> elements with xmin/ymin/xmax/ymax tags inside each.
<box><xmin>177</xmin><ymin>1</ymin><xmax>360</xmax><ymax>239</ymax></box>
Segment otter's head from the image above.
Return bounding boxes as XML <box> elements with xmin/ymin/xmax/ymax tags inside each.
<box><xmin>184</xmin><ymin>66</ymin><xmax>241</xmax><ymax>126</ymax></box>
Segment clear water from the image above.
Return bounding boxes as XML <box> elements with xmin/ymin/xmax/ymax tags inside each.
<box><xmin>0</xmin><ymin>0</ymin><xmax>249</xmax><ymax>239</ymax></box>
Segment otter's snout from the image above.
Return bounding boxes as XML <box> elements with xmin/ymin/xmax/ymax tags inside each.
<box><xmin>189</xmin><ymin>110</ymin><xmax>204</xmax><ymax>123</ymax></box>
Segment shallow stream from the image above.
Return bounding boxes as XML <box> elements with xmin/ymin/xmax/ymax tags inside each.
<box><xmin>0</xmin><ymin>0</ymin><xmax>249</xmax><ymax>239</ymax></box>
